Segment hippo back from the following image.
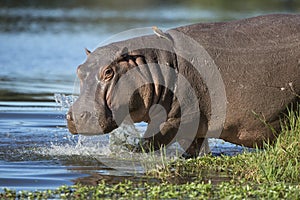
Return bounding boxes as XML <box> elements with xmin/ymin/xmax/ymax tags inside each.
<box><xmin>170</xmin><ymin>14</ymin><xmax>300</xmax><ymax>146</ymax></box>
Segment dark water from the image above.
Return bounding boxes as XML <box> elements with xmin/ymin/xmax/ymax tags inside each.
<box><xmin>0</xmin><ymin>0</ymin><xmax>298</xmax><ymax>191</ymax></box>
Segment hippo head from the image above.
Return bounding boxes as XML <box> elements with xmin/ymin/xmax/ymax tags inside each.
<box><xmin>66</xmin><ymin>44</ymin><xmax>157</xmax><ymax>135</ymax></box>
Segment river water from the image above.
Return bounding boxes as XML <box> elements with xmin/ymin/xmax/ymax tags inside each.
<box><xmin>0</xmin><ymin>0</ymin><xmax>298</xmax><ymax>191</ymax></box>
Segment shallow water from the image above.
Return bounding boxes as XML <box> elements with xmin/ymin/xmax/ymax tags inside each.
<box><xmin>0</xmin><ymin>101</ymin><xmax>146</xmax><ymax>190</ymax></box>
<box><xmin>0</xmin><ymin>100</ymin><xmax>248</xmax><ymax>191</ymax></box>
<box><xmin>0</xmin><ymin>0</ymin><xmax>298</xmax><ymax>191</ymax></box>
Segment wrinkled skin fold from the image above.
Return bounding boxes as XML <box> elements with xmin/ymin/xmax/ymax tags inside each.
<box><xmin>67</xmin><ymin>14</ymin><xmax>300</xmax><ymax>157</ymax></box>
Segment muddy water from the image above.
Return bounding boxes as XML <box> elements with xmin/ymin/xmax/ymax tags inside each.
<box><xmin>0</xmin><ymin>0</ymin><xmax>297</xmax><ymax>191</ymax></box>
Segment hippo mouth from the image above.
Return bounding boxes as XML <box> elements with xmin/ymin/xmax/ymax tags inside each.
<box><xmin>66</xmin><ymin>108</ymin><xmax>118</xmax><ymax>135</ymax></box>
<box><xmin>66</xmin><ymin>111</ymin><xmax>78</xmax><ymax>134</ymax></box>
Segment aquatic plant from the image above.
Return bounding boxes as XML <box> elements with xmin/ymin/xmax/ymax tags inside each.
<box><xmin>1</xmin><ymin>181</ymin><xmax>299</xmax><ymax>199</ymax></box>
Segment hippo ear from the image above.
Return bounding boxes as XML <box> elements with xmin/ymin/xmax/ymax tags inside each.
<box><xmin>85</xmin><ymin>48</ymin><xmax>91</xmax><ymax>56</ymax></box>
<box><xmin>116</xmin><ymin>47</ymin><xmax>129</xmax><ymax>59</ymax></box>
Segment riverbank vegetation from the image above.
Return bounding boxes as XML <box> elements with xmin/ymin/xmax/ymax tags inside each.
<box><xmin>1</xmin><ymin>106</ymin><xmax>300</xmax><ymax>199</ymax></box>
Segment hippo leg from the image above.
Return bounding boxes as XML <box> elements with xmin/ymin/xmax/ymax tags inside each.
<box><xmin>134</xmin><ymin>119</ymin><xmax>179</xmax><ymax>152</ymax></box>
<box><xmin>134</xmin><ymin>134</ymin><xmax>211</xmax><ymax>158</ymax></box>
<box><xmin>179</xmin><ymin>138</ymin><xmax>210</xmax><ymax>159</ymax></box>
<box><xmin>134</xmin><ymin>117</ymin><xmax>211</xmax><ymax>158</ymax></box>
<box><xmin>134</xmin><ymin>128</ymin><xmax>177</xmax><ymax>153</ymax></box>
<box><xmin>134</xmin><ymin>134</ymin><xmax>165</xmax><ymax>153</ymax></box>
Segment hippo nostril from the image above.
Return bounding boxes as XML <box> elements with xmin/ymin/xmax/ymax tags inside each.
<box><xmin>80</xmin><ymin>111</ymin><xmax>91</xmax><ymax>119</ymax></box>
<box><xmin>80</xmin><ymin>112</ymin><xmax>85</xmax><ymax>118</ymax></box>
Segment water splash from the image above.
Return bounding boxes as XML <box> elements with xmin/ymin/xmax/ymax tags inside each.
<box><xmin>43</xmin><ymin>134</ymin><xmax>111</xmax><ymax>157</ymax></box>
<box><xmin>54</xmin><ymin>93</ymin><xmax>78</xmax><ymax>110</ymax></box>
<box><xmin>51</xmin><ymin>93</ymin><xmax>144</xmax><ymax>158</ymax></box>
<box><xmin>39</xmin><ymin>123</ymin><xmax>144</xmax><ymax>158</ymax></box>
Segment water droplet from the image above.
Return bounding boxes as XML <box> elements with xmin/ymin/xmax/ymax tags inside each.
<box><xmin>53</xmin><ymin>93</ymin><xmax>78</xmax><ymax>110</ymax></box>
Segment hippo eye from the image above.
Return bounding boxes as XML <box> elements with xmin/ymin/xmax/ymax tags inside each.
<box><xmin>102</xmin><ymin>67</ymin><xmax>114</xmax><ymax>81</ymax></box>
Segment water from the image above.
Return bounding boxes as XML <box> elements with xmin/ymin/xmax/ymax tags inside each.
<box><xmin>0</xmin><ymin>0</ymin><xmax>298</xmax><ymax>191</ymax></box>
<box><xmin>0</xmin><ymin>99</ymin><xmax>247</xmax><ymax>191</ymax></box>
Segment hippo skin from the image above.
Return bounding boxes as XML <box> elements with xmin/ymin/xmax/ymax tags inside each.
<box><xmin>67</xmin><ymin>14</ymin><xmax>300</xmax><ymax>157</ymax></box>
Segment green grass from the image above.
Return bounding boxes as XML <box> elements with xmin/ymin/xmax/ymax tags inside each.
<box><xmin>148</xmin><ymin>105</ymin><xmax>300</xmax><ymax>184</ymax></box>
<box><xmin>239</xmin><ymin>105</ymin><xmax>300</xmax><ymax>183</ymax></box>
<box><xmin>1</xmin><ymin>105</ymin><xmax>300</xmax><ymax>199</ymax></box>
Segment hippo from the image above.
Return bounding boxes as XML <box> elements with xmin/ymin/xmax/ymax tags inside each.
<box><xmin>67</xmin><ymin>14</ymin><xmax>300</xmax><ymax>157</ymax></box>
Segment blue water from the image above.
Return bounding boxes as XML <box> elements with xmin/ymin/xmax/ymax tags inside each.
<box><xmin>0</xmin><ymin>0</ymin><xmax>298</xmax><ymax>191</ymax></box>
